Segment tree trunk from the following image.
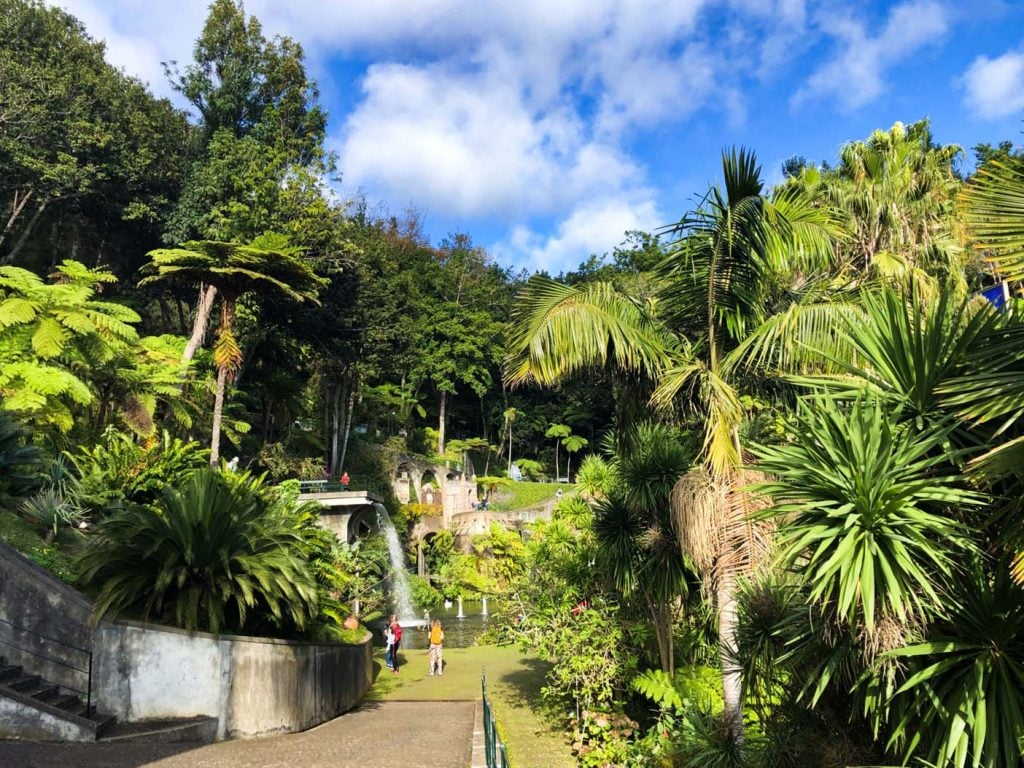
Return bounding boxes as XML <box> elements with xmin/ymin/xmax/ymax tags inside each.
<box><xmin>175</xmin><ymin>298</ymin><xmax>188</xmax><ymax>335</ymax></box>
<box><xmin>4</xmin><ymin>198</ymin><xmax>49</xmax><ymax>264</ymax></box>
<box><xmin>438</xmin><ymin>391</ymin><xmax>447</xmax><ymax>455</ymax></box>
<box><xmin>648</xmin><ymin>597</ymin><xmax>674</xmax><ymax>676</ymax></box>
<box><xmin>157</xmin><ymin>296</ymin><xmax>173</xmax><ymax>330</ymax></box>
<box><xmin>718</xmin><ymin>573</ymin><xmax>743</xmax><ymax>739</ymax></box>
<box><xmin>329</xmin><ymin>380</ymin><xmax>343</xmax><ymax>475</ymax></box>
<box><xmin>210</xmin><ymin>363</ymin><xmax>228</xmax><ymax>468</ymax></box>
<box><xmin>183</xmin><ymin>284</ymin><xmax>218</xmax><ymax>363</ymax></box>
<box><xmin>0</xmin><ymin>188</ymin><xmax>34</xmax><ymax>252</ymax></box>
<box><xmin>507</xmin><ymin>419</ymin><xmax>513</xmax><ymax>474</ymax></box>
<box><xmin>323</xmin><ymin>379</ymin><xmax>333</xmax><ymax>473</ymax></box>
<box><xmin>208</xmin><ymin>299</ymin><xmax>237</xmax><ymax>469</ymax></box>
<box><xmin>337</xmin><ymin>384</ymin><xmax>356</xmax><ymax>475</ymax></box>
<box><xmin>554</xmin><ymin>441</ymin><xmax>560</xmax><ymax>481</ymax></box>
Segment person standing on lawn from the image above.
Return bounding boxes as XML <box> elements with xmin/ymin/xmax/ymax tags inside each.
<box><xmin>383</xmin><ymin>623</ymin><xmax>396</xmax><ymax>672</ymax></box>
<box><xmin>428</xmin><ymin>619</ymin><xmax>445</xmax><ymax>676</ymax></box>
<box><xmin>389</xmin><ymin>614</ymin><xmax>403</xmax><ymax>672</ymax></box>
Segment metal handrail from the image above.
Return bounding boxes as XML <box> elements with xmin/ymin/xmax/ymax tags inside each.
<box><xmin>482</xmin><ymin>673</ymin><xmax>510</xmax><ymax>768</ymax></box>
<box><xmin>0</xmin><ymin>617</ymin><xmax>93</xmax><ymax>716</ymax></box>
<box><xmin>298</xmin><ymin>478</ymin><xmax>388</xmax><ymax>497</ymax></box>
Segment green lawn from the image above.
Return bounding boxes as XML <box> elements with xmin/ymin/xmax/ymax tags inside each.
<box><xmin>369</xmin><ymin>644</ymin><xmax>574</xmax><ymax>768</ymax></box>
<box><xmin>489</xmin><ymin>482</ymin><xmax>570</xmax><ymax>512</ymax></box>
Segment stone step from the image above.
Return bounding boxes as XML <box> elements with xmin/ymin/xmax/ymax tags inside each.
<box><xmin>0</xmin><ymin>661</ymin><xmax>113</xmax><ymax>731</ymax></box>
<box><xmin>0</xmin><ymin>663</ymin><xmax>24</xmax><ymax>682</ymax></box>
<box><xmin>99</xmin><ymin>716</ymin><xmax>218</xmax><ymax>744</ymax></box>
<box><xmin>8</xmin><ymin>673</ymin><xmax>42</xmax><ymax>692</ymax></box>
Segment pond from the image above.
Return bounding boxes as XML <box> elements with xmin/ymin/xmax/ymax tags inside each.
<box><xmin>373</xmin><ymin>600</ymin><xmax>497</xmax><ymax>650</ymax></box>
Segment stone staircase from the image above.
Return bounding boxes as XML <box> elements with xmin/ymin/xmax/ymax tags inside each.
<box><xmin>0</xmin><ymin>655</ymin><xmax>115</xmax><ymax>740</ymax></box>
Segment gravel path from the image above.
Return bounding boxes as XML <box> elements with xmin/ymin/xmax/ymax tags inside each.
<box><xmin>0</xmin><ymin>700</ymin><xmax>476</xmax><ymax>768</ymax></box>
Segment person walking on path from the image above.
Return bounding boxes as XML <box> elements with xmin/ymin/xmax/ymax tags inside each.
<box><xmin>389</xmin><ymin>615</ymin><xmax>403</xmax><ymax>673</ymax></box>
<box><xmin>383</xmin><ymin>623</ymin><xmax>396</xmax><ymax>672</ymax></box>
<box><xmin>428</xmin><ymin>619</ymin><xmax>445</xmax><ymax>676</ymax></box>
<box><xmin>340</xmin><ymin>471</ymin><xmax>350</xmax><ymax>489</ymax></box>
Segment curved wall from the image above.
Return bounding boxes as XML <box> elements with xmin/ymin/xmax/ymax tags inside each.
<box><xmin>93</xmin><ymin>621</ymin><xmax>374</xmax><ymax>740</ymax></box>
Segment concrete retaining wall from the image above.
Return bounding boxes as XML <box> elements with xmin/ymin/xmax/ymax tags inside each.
<box><xmin>93</xmin><ymin>621</ymin><xmax>374</xmax><ymax>740</ymax></box>
<box><xmin>0</xmin><ymin>540</ymin><xmax>93</xmax><ymax>694</ymax></box>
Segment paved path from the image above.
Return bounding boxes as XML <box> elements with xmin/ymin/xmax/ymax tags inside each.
<box><xmin>0</xmin><ymin>700</ymin><xmax>476</xmax><ymax>768</ymax></box>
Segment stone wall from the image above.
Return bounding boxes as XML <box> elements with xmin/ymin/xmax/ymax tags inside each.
<box><xmin>0</xmin><ymin>540</ymin><xmax>93</xmax><ymax>695</ymax></box>
<box><xmin>0</xmin><ymin>541</ymin><xmax>375</xmax><ymax>741</ymax></box>
<box><xmin>93</xmin><ymin>621</ymin><xmax>374</xmax><ymax>740</ymax></box>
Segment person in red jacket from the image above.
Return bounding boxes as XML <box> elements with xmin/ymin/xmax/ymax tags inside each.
<box><xmin>389</xmin><ymin>614</ymin><xmax>403</xmax><ymax>672</ymax></box>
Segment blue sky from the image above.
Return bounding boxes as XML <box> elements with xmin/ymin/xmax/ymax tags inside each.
<box><xmin>55</xmin><ymin>0</ymin><xmax>1024</xmax><ymax>274</ymax></box>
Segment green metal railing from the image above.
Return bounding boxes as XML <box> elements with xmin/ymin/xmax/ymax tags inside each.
<box><xmin>482</xmin><ymin>673</ymin><xmax>510</xmax><ymax>768</ymax></box>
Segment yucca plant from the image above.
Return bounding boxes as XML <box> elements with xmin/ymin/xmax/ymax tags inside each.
<box><xmin>882</xmin><ymin>564</ymin><xmax>1024</xmax><ymax>768</ymax></box>
<box><xmin>79</xmin><ymin>469</ymin><xmax>318</xmax><ymax>634</ymax></box>
<box><xmin>753</xmin><ymin>396</ymin><xmax>982</xmax><ymax>634</ymax></box>
<box><xmin>19</xmin><ymin>488</ymin><xmax>84</xmax><ymax>543</ymax></box>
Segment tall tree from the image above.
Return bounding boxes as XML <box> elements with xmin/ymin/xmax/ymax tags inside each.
<box><xmin>0</xmin><ymin>0</ymin><xmax>188</xmax><ymax>270</ymax></box>
<box><xmin>507</xmin><ymin>149</ymin><xmax>842</xmax><ymax>736</ymax></box>
<box><xmin>162</xmin><ymin>0</ymin><xmax>333</xmax><ymax>362</ymax></box>
<box><xmin>141</xmin><ymin>235</ymin><xmax>323</xmax><ymax>465</ymax></box>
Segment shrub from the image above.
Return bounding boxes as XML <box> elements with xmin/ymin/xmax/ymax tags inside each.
<box><xmin>0</xmin><ymin>411</ymin><xmax>42</xmax><ymax>504</ymax></box>
<box><xmin>79</xmin><ymin>469</ymin><xmax>318</xmax><ymax>634</ymax></box>
<box><xmin>68</xmin><ymin>429</ymin><xmax>208</xmax><ymax>512</ymax></box>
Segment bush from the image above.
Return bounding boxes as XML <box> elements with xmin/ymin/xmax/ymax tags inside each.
<box><xmin>78</xmin><ymin>469</ymin><xmax>319</xmax><ymax>634</ymax></box>
<box><xmin>68</xmin><ymin>429</ymin><xmax>208</xmax><ymax>513</ymax></box>
<box><xmin>0</xmin><ymin>411</ymin><xmax>42</xmax><ymax>503</ymax></box>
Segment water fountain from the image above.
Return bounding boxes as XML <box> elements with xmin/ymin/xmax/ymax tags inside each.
<box><xmin>375</xmin><ymin>504</ymin><xmax>424</xmax><ymax>626</ymax></box>
<box><xmin>481</xmin><ymin>596</ymin><xmax>489</xmax><ymax>617</ymax></box>
<box><xmin>457</xmin><ymin>595</ymin><xmax>465</xmax><ymax>619</ymax></box>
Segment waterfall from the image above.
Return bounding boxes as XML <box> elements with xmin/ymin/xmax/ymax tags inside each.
<box><xmin>375</xmin><ymin>503</ymin><xmax>417</xmax><ymax>621</ymax></box>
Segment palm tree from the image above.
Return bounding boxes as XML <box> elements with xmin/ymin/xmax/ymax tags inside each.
<box><xmin>790</xmin><ymin>119</ymin><xmax>964</xmax><ymax>286</ymax></box>
<box><xmin>141</xmin><ymin>234</ymin><xmax>324</xmax><ymax>466</ymax></box>
<box><xmin>503</xmin><ymin>406</ymin><xmax>518</xmax><ymax>474</ymax></box>
<box><xmin>593</xmin><ymin>423</ymin><xmax>692</xmax><ymax>674</ymax></box>
<box><xmin>545</xmin><ymin>423</ymin><xmax>571</xmax><ymax>480</ymax></box>
<box><xmin>507</xmin><ymin>149</ymin><xmax>842</xmax><ymax>734</ymax></box>
<box><xmin>562</xmin><ymin>433</ymin><xmax>588</xmax><ymax>480</ymax></box>
<box><xmin>79</xmin><ymin>469</ymin><xmax>319</xmax><ymax>633</ymax></box>
<box><xmin>959</xmin><ymin>151</ymin><xmax>1024</xmax><ymax>282</ymax></box>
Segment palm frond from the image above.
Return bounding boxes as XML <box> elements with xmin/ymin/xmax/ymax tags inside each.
<box><xmin>504</xmin><ymin>276</ymin><xmax>670</xmax><ymax>386</ymax></box>
<box><xmin>959</xmin><ymin>157</ymin><xmax>1024</xmax><ymax>281</ymax></box>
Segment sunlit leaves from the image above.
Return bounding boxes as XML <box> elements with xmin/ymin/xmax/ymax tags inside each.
<box><xmin>754</xmin><ymin>397</ymin><xmax>981</xmax><ymax>632</ymax></box>
<box><xmin>959</xmin><ymin>157</ymin><xmax>1024</xmax><ymax>282</ymax></box>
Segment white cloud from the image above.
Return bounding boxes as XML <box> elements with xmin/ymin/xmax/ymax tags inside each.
<box><xmin>794</xmin><ymin>0</ymin><xmax>949</xmax><ymax>110</ymax></box>
<box><xmin>338</xmin><ymin>60</ymin><xmax>652</xmax><ymax>216</ymax></box>
<box><xmin>958</xmin><ymin>49</ymin><xmax>1024</xmax><ymax>120</ymax></box>
<box><xmin>495</xmin><ymin>196</ymin><xmax>663</xmax><ymax>275</ymax></box>
<box><xmin>54</xmin><ymin>0</ymin><xmax>205</xmax><ymax>94</ymax></box>
<box><xmin>45</xmin><ymin>0</ymin><xmax>961</xmax><ymax>271</ymax></box>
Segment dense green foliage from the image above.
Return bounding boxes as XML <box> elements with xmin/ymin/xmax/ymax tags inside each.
<box><xmin>79</xmin><ymin>469</ymin><xmax>319</xmax><ymax>633</ymax></box>
<box><xmin>2</xmin><ymin>1</ymin><xmax>1024</xmax><ymax>764</ymax></box>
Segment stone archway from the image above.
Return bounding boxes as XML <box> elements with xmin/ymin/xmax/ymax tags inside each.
<box><xmin>345</xmin><ymin>504</ymin><xmax>379</xmax><ymax>544</ymax></box>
